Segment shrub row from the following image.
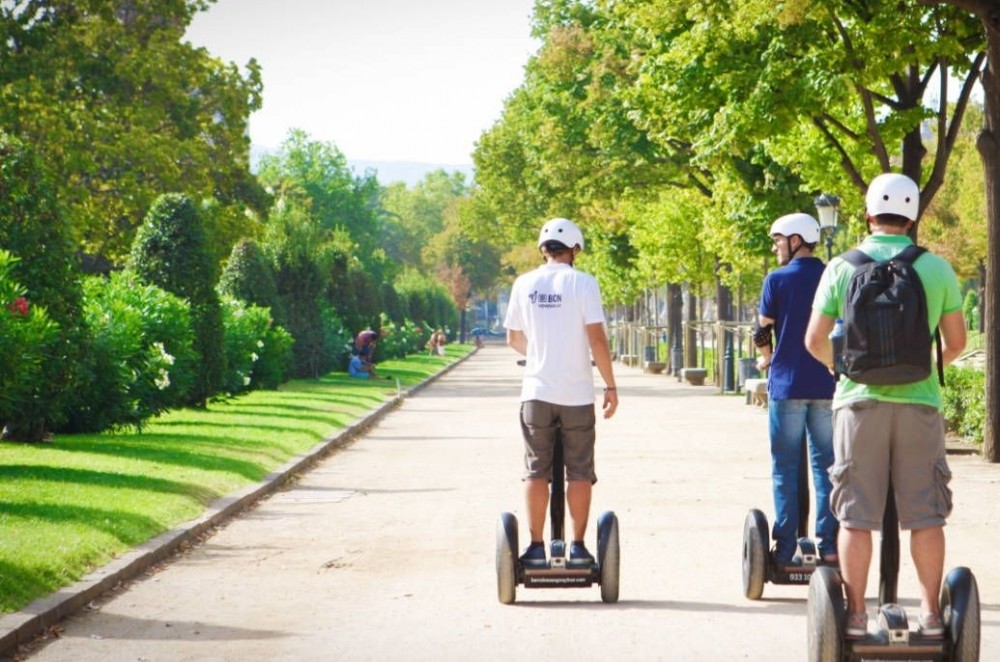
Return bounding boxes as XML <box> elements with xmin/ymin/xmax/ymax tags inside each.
<box><xmin>942</xmin><ymin>364</ymin><xmax>986</xmax><ymax>445</ymax></box>
<box><xmin>1</xmin><ymin>200</ymin><xmax>457</xmax><ymax>440</ymax></box>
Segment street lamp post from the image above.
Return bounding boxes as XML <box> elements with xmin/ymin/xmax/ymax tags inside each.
<box><xmin>814</xmin><ymin>193</ymin><xmax>841</xmax><ymax>261</ymax></box>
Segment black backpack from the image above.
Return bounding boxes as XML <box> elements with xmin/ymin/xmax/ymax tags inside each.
<box><xmin>839</xmin><ymin>244</ymin><xmax>944</xmax><ymax>386</ymax></box>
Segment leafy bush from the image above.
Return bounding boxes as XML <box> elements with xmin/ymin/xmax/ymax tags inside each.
<box><xmin>129</xmin><ymin>193</ymin><xmax>224</xmax><ymax>405</ymax></box>
<box><xmin>394</xmin><ymin>268</ymin><xmax>459</xmax><ymax>331</ymax></box>
<box><xmin>255</xmin><ymin>325</ymin><xmax>294</xmax><ymax>390</ymax></box>
<box><xmin>941</xmin><ymin>364</ymin><xmax>985</xmax><ymax>445</ymax></box>
<box><xmin>221</xmin><ymin>297</ymin><xmax>293</xmax><ymax>394</ymax></box>
<box><xmin>320</xmin><ymin>304</ymin><xmax>354</xmax><ymax>374</ymax></box>
<box><xmin>0</xmin><ymin>251</ymin><xmax>60</xmax><ymax>439</ymax></box>
<box><xmin>962</xmin><ymin>289</ymin><xmax>980</xmax><ymax>331</ymax></box>
<box><xmin>72</xmin><ymin>272</ymin><xmax>197</xmax><ymax>432</ymax></box>
<box><xmin>377</xmin><ymin>314</ymin><xmax>430</xmax><ymax>359</ymax></box>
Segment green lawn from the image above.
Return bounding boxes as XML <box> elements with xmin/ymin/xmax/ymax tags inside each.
<box><xmin>0</xmin><ymin>346</ymin><xmax>471</xmax><ymax>614</ymax></box>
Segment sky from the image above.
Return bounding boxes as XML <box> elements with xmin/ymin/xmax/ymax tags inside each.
<box><xmin>184</xmin><ymin>0</ymin><xmax>539</xmax><ymax>166</ymax></box>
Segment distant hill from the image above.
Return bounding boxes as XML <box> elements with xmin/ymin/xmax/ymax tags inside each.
<box><xmin>250</xmin><ymin>145</ymin><xmax>473</xmax><ymax>188</ymax></box>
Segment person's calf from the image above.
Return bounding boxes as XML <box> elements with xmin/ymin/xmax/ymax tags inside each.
<box><xmin>910</xmin><ymin>525</ymin><xmax>945</xmax><ymax>615</ymax></box>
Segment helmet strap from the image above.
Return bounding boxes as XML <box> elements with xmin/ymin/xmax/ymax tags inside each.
<box><xmin>787</xmin><ymin>235</ymin><xmax>803</xmax><ymax>260</ymax></box>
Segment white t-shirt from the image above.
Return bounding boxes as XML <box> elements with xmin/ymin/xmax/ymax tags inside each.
<box><xmin>503</xmin><ymin>262</ymin><xmax>606</xmax><ymax>405</ymax></box>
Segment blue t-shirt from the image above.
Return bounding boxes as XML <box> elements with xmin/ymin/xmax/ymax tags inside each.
<box><xmin>758</xmin><ymin>256</ymin><xmax>835</xmax><ymax>401</ymax></box>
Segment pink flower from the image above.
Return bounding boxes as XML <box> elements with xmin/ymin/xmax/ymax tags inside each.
<box><xmin>7</xmin><ymin>297</ymin><xmax>28</xmax><ymax>317</ymax></box>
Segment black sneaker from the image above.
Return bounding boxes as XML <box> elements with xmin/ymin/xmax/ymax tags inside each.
<box><xmin>568</xmin><ymin>541</ymin><xmax>595</xmax><ymax>566</ymax></box>
<box><xmin>770</xmin><ymin>550</ymin><xmax>798</xmax><ymax>568</ymax></box>
<box><xmin>519</xmin><ymin>542</ymin><xmax>546</xmax><ymax>567</ymax></box>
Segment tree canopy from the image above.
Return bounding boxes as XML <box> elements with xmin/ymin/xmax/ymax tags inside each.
<box><xmin>0</xmin><ymin>0</ymin><xmax>267</xmax><ymax>264</ymax></box>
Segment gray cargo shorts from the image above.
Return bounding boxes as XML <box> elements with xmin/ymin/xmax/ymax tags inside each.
<box><xmin>829</xmin><ymin>400</ymin><xmax>952</xmax><ymax>531</ymax></box>
<box><xmin>519</xmin><ymin>400</ymin><xmax>597</xmax><ymax>484</ymax></box>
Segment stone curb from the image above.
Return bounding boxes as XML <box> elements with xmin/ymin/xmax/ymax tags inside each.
<box><xmin>0</xmin><ymin>350</ymin><xmax>476</xmax><ymax>657</ymax></box>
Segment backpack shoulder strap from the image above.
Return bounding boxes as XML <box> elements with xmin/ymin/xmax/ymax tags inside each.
<box><xmin>892</xmin><ymin>244</ymin><xmax>944</xmax><ymax>386</ymax></box>
<box><xmin>840</xmin><ymin>249</ymin><xmax>872</xmax><ymax>267</ymax></box>
<box><xmin>935</xmin><ymin>328</ymin><xmax>945</xmax><ymax>387</ymax></box>
<box><xmin>893</xmin><ymin>244</ymin><xmax>927</xmax><ymax>265</ymax></box>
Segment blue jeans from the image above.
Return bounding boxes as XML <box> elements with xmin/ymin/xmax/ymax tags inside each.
<box><xmin>769</xmin><ymin>398</ymin><xmax>838</xmax><ymax>560</ymax></box>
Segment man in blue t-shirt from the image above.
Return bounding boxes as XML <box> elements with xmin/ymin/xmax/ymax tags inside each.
<box><xmin>755</xmin><ymin>213</ymin><xmax>838</xmax><ymax>566</ymax></box>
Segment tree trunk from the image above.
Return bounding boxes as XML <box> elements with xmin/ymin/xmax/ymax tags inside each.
<box><xmin>978</xmin><ymin>259</ymin><xmax>986</xmax><ymax>334</ymax></box>
<box><xmin>685</xmin><ymin>288</ymin><xmax>698</xmax><ymax>368</ymax></box>
<box><xmin>979</xmin><ymin>31</ymin><xmax>1000</xmax><ymax>462</ymax></box>
<box><xmin>668</xmin><ymin>283</ymin><xmax>683</xmax><ymax>369</ymax></box>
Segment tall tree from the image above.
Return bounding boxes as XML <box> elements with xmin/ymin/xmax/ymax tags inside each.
<box><xmin>257</xmin><ymin>129</ymin><xmax>384</xmax><ymax>262</ymax></box>
<box><xmin>382</xmin><ymin>170</ymin><xmax>469</xmax><ymax>269</ymax></box>
<box><xmin>0</xmin><ymin>0</ymin><xmax>266</xmax><ymax>263</ymax></box>
<box><xmin>625</xmin><ymin>0</ymin><xmax>984</xmax><ymax>228</ymax></box>
<box><xmin>918</xmin><ymin>0</ymin><xmax>1000</xmax><ymax>460</ymax></box>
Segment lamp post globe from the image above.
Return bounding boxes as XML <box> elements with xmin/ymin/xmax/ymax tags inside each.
<box><xmin>813</xmin><ymin>193</ymin><xmax>840</xmax><ymax>261</ymax></box>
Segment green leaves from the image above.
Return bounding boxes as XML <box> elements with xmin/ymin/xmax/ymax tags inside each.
<box><xmin>0</xmin><ymin>0</ymin><xmax>265</xmax><ymax>263</ymax></box>
<box><xmin>471</xmin><ymin>0</ymin><xmax>987</xmax><ymax>303</ymax></box>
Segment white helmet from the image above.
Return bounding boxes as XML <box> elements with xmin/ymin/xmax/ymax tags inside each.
<box><xmin>769</xmin><ymin>213</ymin><xmax>820</xmax><ymax>244</ymax></box>
<box><xmin>537</xmin><ymin>217</ymin><xmax>584</xmax><ymax>251</ymax></box>
<box><xmin>866</xmin><ymin>173</ymin><xmax>919</xmax><ymax>221</ymax></box>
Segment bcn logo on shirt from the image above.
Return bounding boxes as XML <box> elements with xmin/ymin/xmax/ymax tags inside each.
<box><xmin>529</xmin><ymin>290</ymin><xmax>562</xmax><ymax>309</ymax></box>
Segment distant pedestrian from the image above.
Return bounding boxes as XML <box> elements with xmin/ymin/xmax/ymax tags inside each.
<box><xmin>427</xmin><ymin>329</ymin><xmax>446</xmax><ymax>356</ymax></box>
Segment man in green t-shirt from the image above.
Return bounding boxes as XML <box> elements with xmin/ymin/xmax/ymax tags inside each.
<box><xmin>804</xmin><ymin>173</ymin><xmax>967</xmax><ymax>639</ymax></box>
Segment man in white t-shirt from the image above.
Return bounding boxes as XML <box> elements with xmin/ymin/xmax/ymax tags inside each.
<box><xmin>503</xmin><ymin>217</ymin><xmax>618</xmax><ymax>567</ymax></box>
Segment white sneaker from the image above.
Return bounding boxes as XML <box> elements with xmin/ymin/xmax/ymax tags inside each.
<box><xmin>845</xmin><ymin>612</ymin><xmax>868</xmax><ymax>638</ymax></box>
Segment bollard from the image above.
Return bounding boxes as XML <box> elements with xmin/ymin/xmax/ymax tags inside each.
<box><xmin>723</xmin><ymin>339</ymin><xmax>735</xmax><ymax>392</ymax></box>
<box><xmin>670</xmin><ymin>337</ymin><xmax>683</xmax><ymax>378</ymax></box>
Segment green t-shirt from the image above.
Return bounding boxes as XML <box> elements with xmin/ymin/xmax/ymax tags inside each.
<box><xmin>812</xmin><ymin>234</ymin><xmax>963</xmax><ymax>410</ymax></box>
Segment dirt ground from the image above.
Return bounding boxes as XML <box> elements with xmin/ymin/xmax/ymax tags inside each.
<box><xmin>8</xmin><ymin>345</ymin><xmax>1000</xmax><ymax>661</ymax></box>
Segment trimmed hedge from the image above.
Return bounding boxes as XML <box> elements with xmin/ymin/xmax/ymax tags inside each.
<box><xmin>129</xmin><ymin>194</ymin><xmax>225</xmax><ymax>406</ymax></box>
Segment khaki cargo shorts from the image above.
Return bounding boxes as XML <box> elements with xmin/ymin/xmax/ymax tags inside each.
<box><xmin>829</xmin><ymin>400</ymin><xmax>953</xmax><ymax>531</ymax></box>
<box><xmin>520</xmin><ymin>400</ymin><xmax>597</xmax><ymax>484</ymax></box>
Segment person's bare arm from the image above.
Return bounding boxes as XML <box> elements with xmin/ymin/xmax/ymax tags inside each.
<box><xmin>938</xmin><ymin>310</ymin><xmax>967</xmax><ymax>366</ymax></box>
<box><xmin>804</xmin><ymin>311</ymin><xmax>836</xmax><ymax>369</ymax></box>
<box><xmin>507</xmin><ymin>328</ymin><xmax>527</xmax><ymax>356</ymax></box>
<box><xmin>586</xmin><ymin>322</ymin><xmax>618</xmax><ymax>419</ymax></box>
<box><xmin>756</xmin><ymin>314</ymin><xmax>775</xmax><ymax>371</ymax></box>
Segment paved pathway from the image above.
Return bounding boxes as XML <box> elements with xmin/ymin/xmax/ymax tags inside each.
<box><xmin>11</xmin><ymin>345</ymin><xmax>1000</xmax><ymax>661</ymax></box>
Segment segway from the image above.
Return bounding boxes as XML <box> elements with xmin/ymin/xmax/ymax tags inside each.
<box><xmin>807</xmin><ymin>488</ymin><xmax>980</xmax><ymax>661</ymax></box>
<box><xmin>743</xmin><ymin>436</ymin><xmax>824</xmax><ymax>599</ymax></box>
<box><xmin>496</xmin><ymin>434</ymin><xmax>620</xmax><ymax>604</ymax></box>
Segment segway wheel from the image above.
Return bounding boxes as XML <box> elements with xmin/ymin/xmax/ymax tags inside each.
<box><xmin>807</xmin><ymin>566</ymin><xmax>844</xmax><ymax>662</ymax></box>
<box><xmin>597</xmin><ymin>511</ymin><xmax>620</xmax><ymax>604</ymax></box>
<box><xmin>941</xmin><ymin>566</ymin><xmax>980</xmax><ymax>662</ymax></box>
<box><xmin>742</xmin><ymin>509</ymin><xmax>769</xmax><ymax>600</ymax></box>
<box><xmin>496</xmin><ymin>512</ymin><xmax>518</xmax><ymax>604</ymax></box>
